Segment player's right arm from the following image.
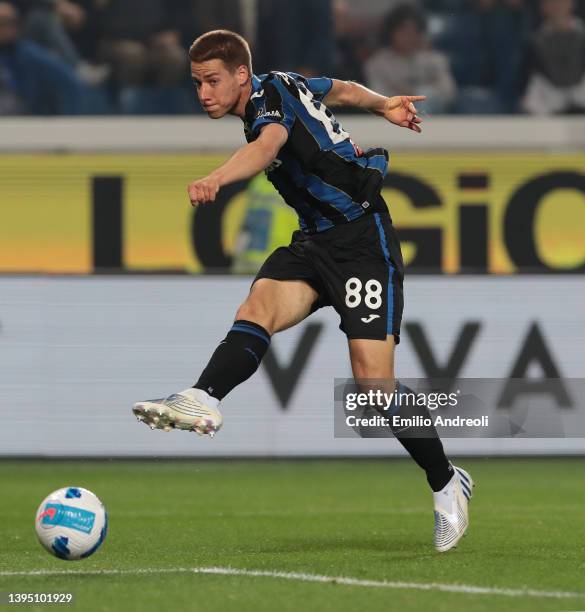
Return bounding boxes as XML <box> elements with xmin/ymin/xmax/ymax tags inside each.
<box><xmin>187</xmin><ymin>123</ymin><xmax>288</xmax><ymax>206</ymax></box>
<box><xmin>324</xmin><ymin>79</ymin><xmax>425</xmax><ymax>133</ymax></box>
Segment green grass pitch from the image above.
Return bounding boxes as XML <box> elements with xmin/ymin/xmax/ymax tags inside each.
<box><xmin>1</xmin><ymin>458</ymin><xmax>584</xmax><ymax>611</ymax></box>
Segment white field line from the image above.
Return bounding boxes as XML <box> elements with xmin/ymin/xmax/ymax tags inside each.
<box><xmin>0</xmin><ymin>566</ymin><xmax>584</xmax><ymax>600</ymax></box>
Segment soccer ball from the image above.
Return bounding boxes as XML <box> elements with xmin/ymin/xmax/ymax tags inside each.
<box><xmin>35</xmin><ymin>487</ymin><xmax>108</xmax><ymax>560</ymax></box>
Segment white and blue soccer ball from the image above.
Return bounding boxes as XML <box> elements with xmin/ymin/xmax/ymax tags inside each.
<box><xmin>35</xmin><ymin>487</ymin><xmax>108</xmax><ymax>560</ymax></box>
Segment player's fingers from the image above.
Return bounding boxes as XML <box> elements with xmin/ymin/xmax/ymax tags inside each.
<box><xmin>189</xmin><ymin>181</ymin><xmax>201</xmax><ymax>200</ymax></box>
<box><xmin>194</xmin><ymin>183</ymin><xmax>204</xmax><ymax>203</ymax></box>
<box><xmin>401</xmin><ymin>119</ymin><xmax>419</xmax><ymax>132</ymax></box>
<box><xmin>407</xmin><ymin>95</ymin><xmax>426</xmax><ymax>102</ymax></box>
<box><xmin>413</xmin><ymin>115</ymin><xmax>422</xmax><ymax>123</ymax></box>
<box><xmin>191</xmin><ymin>185</ymin><xmax>204</xmax><ymax>205</ymax></box>
<box><xmin>188</xmin><ymin>185</ymin><xmax>197</xmax><ymax>205</ymax></box>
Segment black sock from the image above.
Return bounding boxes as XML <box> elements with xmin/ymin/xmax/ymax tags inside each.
<box><xmin>388</xmin><ymin>382</ymin><xmax>454</xmax><ymax>492</ymax></box>
<box><xmin>398</xmin><ymin>437</ymin><xmax>453</xmax><ymax>492</ymax></box>
<box><xmin>194</xmin><ymin>320</ymin><xmax>270</xmax><ymax>400</ymax></box>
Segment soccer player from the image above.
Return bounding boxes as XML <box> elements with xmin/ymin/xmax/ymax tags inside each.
<box><xmin>133</xmin><ymin>30</ymin><xmax>473</xmax><ymax>552</ymax></box>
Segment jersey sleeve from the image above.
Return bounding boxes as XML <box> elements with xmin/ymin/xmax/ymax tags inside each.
<box><xmin>305</xmin><ymin>76</ymin><xmax>333</xmax><ymax>101</ymax></box>
<box><xmin>250</xmin><ymin>79</ymin><xmax>296</xmax><ymax>137</ymax></box>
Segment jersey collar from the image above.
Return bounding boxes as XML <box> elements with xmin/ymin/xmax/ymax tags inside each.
<box><xmin>251</xmin><ymin>74</ymin><xmax>262</xmax><ymax>95</ymax></box>
<box><xmin>244</xmin><ymin>74</ymin><xmax>263</xmax><ymax>123</ymax></box>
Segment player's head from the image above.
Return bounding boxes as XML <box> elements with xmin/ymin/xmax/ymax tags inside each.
<box><xmin>189</xmin><ymin>30</ymin><xmax>252</xmax><ymax>119</ymax></box>
<box><xmin>0</xmin><ymin>2</ymin><xmax>20</xmax><ymax>48</ymax></box>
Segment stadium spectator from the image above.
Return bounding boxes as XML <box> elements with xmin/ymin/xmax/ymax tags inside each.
<box><xmin>364</xmin><ymin>4</ymin><xmax>455</xmax><ymax>114</ymax></box>
<box><xmin>485</xmin><ymin>0</ymin><xmax>534</xmax><ymax>112</ymax></box>
<box><xmin>20</xmin><ymin>0</ymin><xmax>109</xmax><ymax>89</ymax></box>
<box><xmin>93</xmin><ymin>0</ymin><xmax>189</xmax><ymax>113</ymax></box>
<box><xmin>6</xmin><ymin>0</ymin><xmax>583</xmax><ymax>116</ymax></box>
<box><xmin>22</xmin><ymin>0</ymin><xmax>79</xmax><ymax>66</ymax></box>
<box><xmin>49</xmin><ymin>0</ymin><xmax>102</xmax><ymax>66</ymax></box>
<box><xmin>520</xmin><ymin>0</ymin><xmax>585</xmax><ymax>113</ymax></box>
<box><xmin>434</xmin><ymin>0</ymin><xmax>532</xmax><ymax>113</ymax></box>
<box><xmin>0</xmin><ymin>0</ymin><xmax>82</xmax><ymax>114</ymax></box>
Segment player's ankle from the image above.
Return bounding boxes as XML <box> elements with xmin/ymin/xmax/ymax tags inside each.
<box><xmin>182</xmin><ymin>387</ymin><xmax>221</xmax><ymax>409</ymax></box>
<box><xmin>427</xmin><ymin>462</ymin><xmax>455</xmax><ymax>492</ymax></box>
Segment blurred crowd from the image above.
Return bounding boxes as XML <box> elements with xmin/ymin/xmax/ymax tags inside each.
<box><xmin>0</xmin><ymin>0</ymin><xmax>584</xmax><ymax>116</ymax></box>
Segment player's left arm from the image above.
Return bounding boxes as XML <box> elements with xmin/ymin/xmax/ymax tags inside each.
<box><xmin>324</xmin><ymin>79</ymin><xmax>425</xmax><ymax>133</ymax></box>
<box><xmin>187</xmin><ymin>123</ymin><xmax>288</xmax><ymax>206</ymax></box>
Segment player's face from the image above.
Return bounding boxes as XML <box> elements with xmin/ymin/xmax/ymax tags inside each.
<box><xmin>191</xmin><ymin>59</ymin><xmax>245</xmax><ymax>119</ymax></box>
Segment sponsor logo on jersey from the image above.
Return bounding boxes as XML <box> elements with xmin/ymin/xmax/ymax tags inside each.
<box><xmin>256</xmin><ymin>109</ymin><xmax>282</xmax><ymax>119</ymax></box>
<box><xmin>361</xmin><ymin>314</ymin><xmax>381</xmax><ymax>323</ymax></box>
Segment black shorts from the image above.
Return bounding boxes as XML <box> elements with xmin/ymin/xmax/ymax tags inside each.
<box><xmin>253</xmin><ymin>209</ymin><xmax>404</xmax><ymax>342</ymax></box>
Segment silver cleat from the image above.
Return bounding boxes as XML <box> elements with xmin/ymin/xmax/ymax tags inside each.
<box><xmin>132</xmin><ymin>390</ymin><xmax>223</xmax><ymax>438</ymax></box>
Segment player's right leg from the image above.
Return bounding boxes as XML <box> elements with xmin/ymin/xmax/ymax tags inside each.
<box><xmin>132</xmin><ymin>278</ymin><xmax>319</xmax><ymax>436</ymax></box>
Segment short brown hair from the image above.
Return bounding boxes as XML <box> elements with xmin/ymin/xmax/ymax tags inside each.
<box><xmin>189</xmin><ymin>30</ymin><xmax>252</xmax><ymax>75</ymax></box>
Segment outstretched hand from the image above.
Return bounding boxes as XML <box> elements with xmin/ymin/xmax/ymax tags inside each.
<box><xmin>383</xmin><ymin>95</ymin><xmax>426</xmax><ymax>133</ymax></box>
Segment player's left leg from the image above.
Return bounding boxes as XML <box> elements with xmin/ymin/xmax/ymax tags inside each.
<box><xmin>348</xmin><ymin>335</ymin><xmax>474</xmax><ymax>551</ymax></box>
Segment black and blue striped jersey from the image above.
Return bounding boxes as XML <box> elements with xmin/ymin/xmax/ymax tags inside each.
<box><xmin>243</xmin><ymin>71</ymin><xmax>389</xmax><ymax>233</ymax></box>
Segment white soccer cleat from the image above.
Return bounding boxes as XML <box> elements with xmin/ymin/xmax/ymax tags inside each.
<box><xmin>132</xmin><ymin>388</ymin><xmax>223</xmax><ymax>437</ymax></box>
<box><xmin>433</xmin><ymin>465</ymin><xmax>474</xmax><ymax>552</ymax></box>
